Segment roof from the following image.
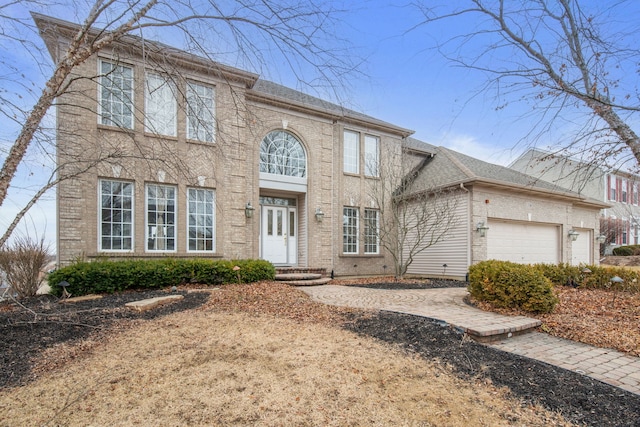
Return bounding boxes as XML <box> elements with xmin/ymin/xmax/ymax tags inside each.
<box><xmin>405</xmin><ymin>146</ymin><xmax>609</xmax><ymax>208</ymax></box>
<box><xmin>402</xmin><ymin>137</ymin><xmax>438</xmax><ymax>155</ymax></box>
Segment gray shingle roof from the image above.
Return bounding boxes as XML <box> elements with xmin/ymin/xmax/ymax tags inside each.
<box><xmin>406</xmin><ymin>146</ymin><xmax>607</xmax><ymax>206</ymax></box>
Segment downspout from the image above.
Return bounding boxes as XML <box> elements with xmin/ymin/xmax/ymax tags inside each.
<box><xmin>459</xmin><ymin>183</ymin><xmax>472</xmax><ymax>274</ymax></box>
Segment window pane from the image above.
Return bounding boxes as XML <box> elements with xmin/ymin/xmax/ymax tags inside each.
<box><xmin>146</xmin><ymin>184</ymin><xmax>177</xmax><ymax>251</ymax></box>
<box><xmin>343</xmin><ymin>131</ymin><xmax>359</xmax><ymax>174</ymax></box>
<box><xmin>259</xmin><ymin>130</ymin><xmax>306</xmax><ymax>177</ymax></box>
<box><xmin>187</xmin><ymin>188</ymin><xmax>216</xmax><ymax>252</ymax></box>
<box><xmin>343</xmin><ymin>207</ymin><xmax>358</xmax><ymax>254</ymax></box>
<box><xmin>99</xmin><ymin>180</ymin><xmax>133</xmax><ymax>251</ymax></box>
<box><xmin>364</xmin><ymin>135</ymin><xmax>379</xmax><ymax>177</ymax></box>
<box><xmin>99</xmin><ymin>61</ymin><xmax>134</xmax><ymax>129</ymax></box>
<box><xmin>145</xmin><ymin>73</ymin><xmax>177</xmax><ymax>136</ymax></box>
<box><xmin>187</xmin><ymin>82</ymin><xmax>216</xmax><ymax>142</ymax></box>
<box><xmin>364</xmin><ymin>209</ymin><xmax>379</xmax><ymax>254</ymax></box>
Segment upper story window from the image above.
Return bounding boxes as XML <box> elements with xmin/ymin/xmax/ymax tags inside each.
<box><xmin>187</xmin><ymin>82</ymin><xmax>216</xmax><ymax>143</ymax></box>
<box><xmin>622</xmin><ymin>179</ymin><xmax>628</xmax><ymax>203</ymax></box>
<box><xmin>344</xmin><ymin>130</ymin><xmax>380</xmax><ymax>177</ymax></box>
<box><xmin>99</xmin><ymin>179</ymin><xmax>134</xmax><ymax>251</ymax></box>
<box><xmin>146</xmin><ymin>184</ymin><xmax>176</xmax><ymax>252</ymax></box>
<box><xmin>145</xmin><ymin>73</ymin><xmax>177</xmax><ymax>136</ymax></box>
<box><xmin>99</xmin><ymin>60</ymin><xmax>134</xmax><ymax>129</ymax></box>
<box><xmin>343</xmin><ymin>131</ymin><xmax>359</xmax><ymax>174</ymax></box>
<box><xmin>259</xmin><ymin>130</ymin><xmax>306</xmax><ymax>177</ymax></box>
<box><xmin>608</xmin><ymin>175</ymin><xmax>617</xmax><ymax>201</ymax></box>
<box><xmin>364</xmin><ymin>135</ymin><xmax>380</xmax><ymax>177</ymax></box>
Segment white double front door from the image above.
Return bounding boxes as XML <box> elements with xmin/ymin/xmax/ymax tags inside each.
<box><xmin>261</xmin><ymin>205</ymin><xmax>297</xmax><ymax>265</ymax></box>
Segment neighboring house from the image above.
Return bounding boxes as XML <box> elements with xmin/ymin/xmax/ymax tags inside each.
<box><xmin>510</xmin><ymin>148</ymin><xmax>640</xmax><ymax>252</ymax></box>
<box><xmin>401</xmin><ymin>146</ymin><xmax>608</xmax><ymax>279</ymax></box>
<box><xmin>35</xmin><ymin>14</ymin><xmax>606</xmax><ymax>279</ymax></box>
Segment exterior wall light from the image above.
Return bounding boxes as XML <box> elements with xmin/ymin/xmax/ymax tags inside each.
<box><xmin>315</xmin><ymin>208</ymin><xmax>325</xmax><ymax>222</ymax></box>
<box><xmin>596</xmin><ymin>234</ymin><xmax>607</xmax><ymax>244</ymax></box>
<box><xmin>568</xmin><ymin>229</ymin><xmax>580</xmax><ymax>241</ymax></box>
<box><xmin>245</xmin><ymin>202</ymin><xmax>255</xmax><ymax>218</ymax></box>
<box><xmin>476</xmin><ymin>221</ymin><xmax>489</xmax><ymax>237</ymax></box>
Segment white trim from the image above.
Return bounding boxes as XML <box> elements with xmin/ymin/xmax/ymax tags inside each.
<box><xmin>145</xmin><ymin>183</ymin><xmax>178</xmax><ymax>253</ymax></box>
<box><xmin>186</xmin><ymin>187</ymin><xmax>216</xmax><ymax>253</ymax></box>
<box><xmin>97</xmin><ymin>179</ymin><xmax>135</xmax><ymax>253</ymax></box>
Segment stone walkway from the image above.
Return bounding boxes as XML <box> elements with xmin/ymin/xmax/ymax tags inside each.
<box><xmin>300</xmin><ymin>285</ymin><xmax>640</xmax><ymax>396</ymax></box>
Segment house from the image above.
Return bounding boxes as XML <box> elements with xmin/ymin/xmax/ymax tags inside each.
<box><xmin>400</xmin><ymin>146</ymin><xmax>608</xmax><ymax>279</ymax></box>
<box><xmin>510</xmin><ymin>148</ymin><xmax>640</xmax><ymax>252</ymax></box>
<box><xmin>35</xmin><ymin>13</ymin><xmax>606</xmax><ymax>279</ymax></box>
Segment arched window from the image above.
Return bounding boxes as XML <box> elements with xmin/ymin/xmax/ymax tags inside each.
<box><xmin>259</xmin><ymin>130</ymin><xmax>306</xmax><ymax>178</ymax></box>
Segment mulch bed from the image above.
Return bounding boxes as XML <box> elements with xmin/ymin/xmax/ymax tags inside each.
<box><xmin>1</xmin><ymin>281</ymin><xmax>639</xmax><ymax>427</ymax></box>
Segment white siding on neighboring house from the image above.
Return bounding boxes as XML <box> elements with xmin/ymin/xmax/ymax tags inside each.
<box><xmin>571</xmin><ymin>228</ymin><xmax>592</xmax><ymax>265</ymax></box>
<box><xmin>405</xmin><ymin>193</ymin><xmax>469</xmax><ymax>278</ymax></box>
<box><xmin>487</xmin><ymin>220</ymin><xmax>560</xmax><ymax>264</ymax></box>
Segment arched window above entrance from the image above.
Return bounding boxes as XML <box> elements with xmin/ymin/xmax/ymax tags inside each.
<box><xmin>259</xmin><ymin>130</ymin><xmax>306</xmax><ymax>178</ymax></box>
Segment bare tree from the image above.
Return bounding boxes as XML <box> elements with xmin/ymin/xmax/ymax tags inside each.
<box><xmin>366</xmin><ymin>143</ymin><xmax>459</xmax><ymax>278</ymax></box>
<box><xmin>412</xmin><ymin>0</ymin><xmax>640</xmax><ymax>171</ymax></box>
<box><xmin>0</xmin><ymin>0</ymin><xmax>355</xmax><ymax>245</ymax></box>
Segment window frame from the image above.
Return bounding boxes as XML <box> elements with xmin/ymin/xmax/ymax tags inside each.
<box><xmin>98</xmin><ymin>60</ymin><xmax>134</xmax><ymax>129</ymax></box>
<box><xmin>343</xmin><ymin>130</ymin><xmax>360</xmax><ymax>174</ymax></box>
<box><xmin>186</xmin><ymin>187</ymin><xmax>216</xmax><ymax>253</ymax></box>
<box><xmin>144</xmin><ymin>72</ymin><xmax>177</xmax><ymax>137</ymax></box>
<box><xmin>342</xmin><ymin>207</ymin><xmax>359</xmax><ymax>254</ymax></box>
<box><xmin>98</xmin><ymin>179</ymin><xmax>134</xmax><ymax>252</ymax></box>
<box><xmin>187</xmin><ymin>81</ymin><xmax>216</xmax><ymax>143</ymax></box>
<box><xmin>145</xmin><ymin>183</ymin><xmax>177</xmax><ymax>252</ymax></box>
<box><xmin>364</xmin><ymin>135</ymin><xmax>380</xmax><ymax>177</ymax></box>
<box><xmin>259</xmin><ymin>130</ymin><xmax>307</xmax><ymax>178</ymax></box>
<box><xmin>363</xmin><ymin>208</ymin><xmax>380</xmax><ymax>254</ymax></box>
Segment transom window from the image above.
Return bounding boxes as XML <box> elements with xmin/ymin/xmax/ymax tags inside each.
<box><xmin>146</xmin><ymin>184</ymin><xmax>176</xmax><ymax>252</ymax></box>
<box><xmin>99</xmin><ymin>180</ymin><xmax>133</xmax><ymax>251</ymax></box>
<box><xmin>259</xmin><ymin>130</ymin><xmax>306</xmax><ymax>177</ymax></box>
<box><xmin>99</xmin><ymin>60</ymin><xmax>134</xmax><ymax>129</ymax></box>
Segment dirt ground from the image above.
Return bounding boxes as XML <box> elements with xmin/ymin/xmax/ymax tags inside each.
<box><xmin>0</xmin><ymin>280</ymin><xmax>639</xmax><ymax>426</ymax></box>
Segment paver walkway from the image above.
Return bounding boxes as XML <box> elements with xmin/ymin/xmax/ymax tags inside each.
<box><xmin>300</xmin><ymin>285</ymin><xmax>640</xmax><ymax>396</ymax></box>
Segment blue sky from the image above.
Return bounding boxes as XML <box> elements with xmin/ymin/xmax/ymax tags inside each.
<box><xmin>1</xmin><ymin>0</ymin><xmax>637</xmax><ymax>248</ymax></box>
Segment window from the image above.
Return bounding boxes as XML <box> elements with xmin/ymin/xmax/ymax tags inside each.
<box><xmin>145</xmin><ymin>73</ymin><xmax>177</xmax><ymax>136</ymax></box>
<box><xmin>364</xmin><ymin>209</ymin><xmax>379</xmax><ymax>254</ymax></box>
<box><xmin>343</xmin><ymin>207</ymin><xmax>359</xmax><ymax>254</ymax></box>
<box><xmin>343</xmin><ymin>131</ymin><xmax>359</xmax><ymax>174</ymax></box>
<box><xmin>364</xmin><ymin>135</ymin><xmax>380</xmax><ymax>177</ymax></box>
<box><xmin>259</xmin><ymin>130</ymin><xmax>306</xmax><ymax>177</ymax></box>
<box><xmin>99</xmin><ymin>60</ymin><xmax>133</xmax><ymax>129</ymax></box>
<box><xmin>187</xmin><ymin>188</ymin><xmax>215</xmax><ymax>252</ymax></box>
<box><xmin>634</xmin><ymin>184</ymin><xmax>639</xmax><ymax>205</ymax></box>
<box><xmin>622</xmin><ymin>179</ymin><xmax>628</xmax><ymax>203</ymax></box>
<box><xmin>187</xmin><ymin>82</ymin><xmax>215</xmax><ymax>142</ymax></box>
<box><xmin>608</xmin><ymin>175</ymin><xmax>617</xmax><ymax>201</ymax></box>
<box><xmin>99</xmin><ymin>180</ymin><xmax>133</xmax><ymax>251</ymax></box>
<box><xmin>146</xmin><ymin>184</ymin><xmax>176</xmax><ymax>251</ymax></box>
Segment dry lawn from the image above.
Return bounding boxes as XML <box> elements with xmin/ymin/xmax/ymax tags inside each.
<box><xmin>0</xmin><ymin>285</ymin><xmax>573</xmax><ymax>427</ymax></box>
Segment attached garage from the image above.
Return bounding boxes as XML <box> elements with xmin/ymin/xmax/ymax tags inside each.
<box><xmin>487</xmin><ymin>220</ymin><xmax>560</xmax><ymax>264</ymax></box>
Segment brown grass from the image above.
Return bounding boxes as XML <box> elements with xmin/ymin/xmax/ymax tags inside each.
<box><xmin>0</xmin><ymin>284</ymin><xmax>573</xmax><ymax>427</ymax></box>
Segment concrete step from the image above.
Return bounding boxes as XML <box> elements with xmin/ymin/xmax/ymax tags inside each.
<box><xmin>125</xmin><ymin>295</ymin><xmax>184</xmax><ymax>312</ymax></box>
<box><xmin>275</xmin><ymin>273</ymin><xmax>322</xmax><ymax>281</ymax></box>
<box><xmin>283</xmin><ymin>277</ymin><xmax>333</xmax><ymax>286</ymax></box>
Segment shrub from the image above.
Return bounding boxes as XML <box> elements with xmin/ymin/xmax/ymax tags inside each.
<box><xmin>48</xmin><ymin>258</ymin><xmax>275</xmax><ymax>297</ymax></box>
<box><xmin>0</xmin><ymin>237</ymin><xmax>51</xmax><ymax>299</ymax></box>
<box><xmin>613</xmin><ymin>246</ymin><xmax>634</xmax><ymax>256</ymax></box>
<box><xmin>534</xmin><ymin>263</ymin><xmax>581</xmax><ymax>287</ymax></box>
<box><xmin>468</xmin><ymin>260</ymin><xmax>558</xmax><ymax>313</ymax></box>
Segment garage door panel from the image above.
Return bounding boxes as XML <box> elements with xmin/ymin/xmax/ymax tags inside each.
<box><xmin>487</xmin><ymin>220</ymin><xmax>559</xmax><ymax>264</ymax></box>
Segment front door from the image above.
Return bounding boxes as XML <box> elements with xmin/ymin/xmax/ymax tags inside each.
<box><xmin>261</xmin><ymin>205</ymin><xmax>297</xmax><ymax>264</ymax></box>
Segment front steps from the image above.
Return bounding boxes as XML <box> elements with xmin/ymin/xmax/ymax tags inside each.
<box><xmin>275</xmin><ymin>267</ymin><xmax>332</xmax><ymax>286</ymax></box>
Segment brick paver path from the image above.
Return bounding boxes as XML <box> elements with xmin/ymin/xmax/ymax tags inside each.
<box><xmin>300</xmin><ymin>285</ymin><xmax>640</xmax><ymax>395</ymax></box>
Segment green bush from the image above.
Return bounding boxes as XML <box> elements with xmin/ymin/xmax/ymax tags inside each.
<box><xmin>468</xmin><ymin>260</ymin><xmax>558</xmax><ymax>313</ymax></box>
<box><xmin>613</xmin><ymin>246</ymin><xmax>635</xmax><ymax>256</ymax></box>
<box><xmin>534</xmin><ymin>263</ymin><xmax>581</xmax><ymax>287</ymax></box>
<box><xmin>47</xmin><ymin>258</ymin><xmax>275</xmax><ymax>297</ymax></box>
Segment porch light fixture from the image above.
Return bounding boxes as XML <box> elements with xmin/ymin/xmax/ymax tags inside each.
<box><xmin>476</xmin><ymin>221</ymin><xmax>489</xmax><ymax>238</ymax></box>
<box><xmin>596</xmin><ymin>234</ymin><xmax>607</xmax><ymax>244</ymax></box>
<box><xmin>315</xmin><ymin>208</ymin><xmax>325</xmax><ymax>222</ymax></box>
<box><xmin>245</xmin><ymin>202</ymin><xmax>255</xmax><ymax>218</ymax></box>
<box><xmin>568</xmin><ymin>229</ymin><xmax>580</xmax><ymax>241</ymax></box>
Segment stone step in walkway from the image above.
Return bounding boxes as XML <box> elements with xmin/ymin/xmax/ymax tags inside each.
<box><xmin>124</xmin><ymin>295</ymin><xmax>184</xmax><ymax>312</ymax></box>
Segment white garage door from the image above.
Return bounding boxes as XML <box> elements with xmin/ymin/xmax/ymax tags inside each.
<box><xmin>487</xmin><ymin>220</ymin><xmax>559</xmax><ymax>264</ymax></box>
<box><xmin>571</xmin><ymin>228</ymin><xmax>592</xmax><ymax>265</ymax></box>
